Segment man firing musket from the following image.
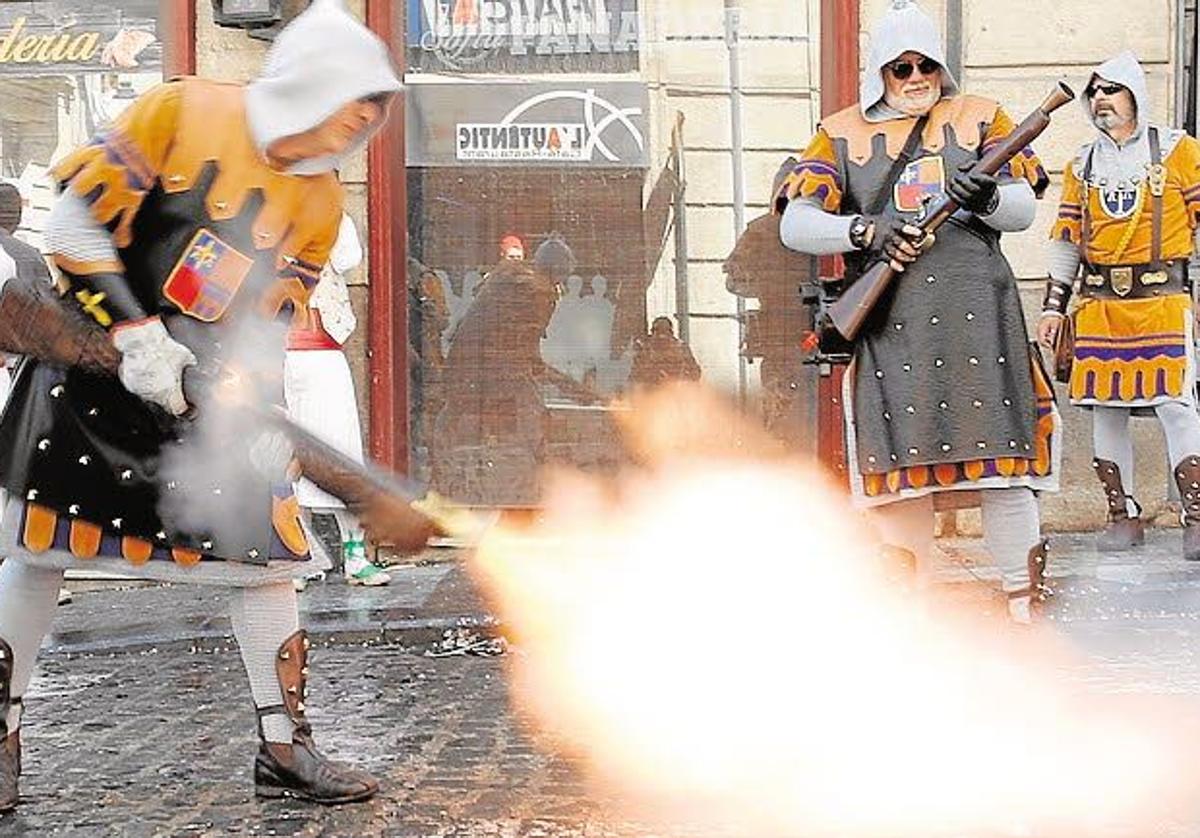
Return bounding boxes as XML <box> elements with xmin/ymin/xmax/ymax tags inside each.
<box><xmin>776</xmin><ymin>0</ymin><xmax>1063</xmax><ymax>624</ymax></box>
<box><xmin>0</xmin><ymin>0</ymin><xmax>439</xmax><ymax>812</ymax></box>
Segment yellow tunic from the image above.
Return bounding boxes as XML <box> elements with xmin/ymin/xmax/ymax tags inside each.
<box><xmin>1051</xmin><ymin>134</ymin><xmax>1200</xmax><ymax>406</ymax></box>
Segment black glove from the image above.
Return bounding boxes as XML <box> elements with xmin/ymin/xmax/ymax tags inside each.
<box><xmin>947</xmin><ymin>161</ymin><xmax>1000</xmax><ymax>215</ymax></box>
<box><xmin>860</xmin><ymin>214</ymin><xmax>927</xmax><ymax>269</ymax></box>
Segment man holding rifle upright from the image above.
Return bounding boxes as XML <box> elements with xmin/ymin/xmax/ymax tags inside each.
<box><xmin>1037</xmin><ymin>52</ymin><xmax>1200</xmax><ymax>561</ymax></box>
<box><xmin>777</xmin><ymin>0</ymin><xmax>1060</xmax><ymax>623</ymax></box>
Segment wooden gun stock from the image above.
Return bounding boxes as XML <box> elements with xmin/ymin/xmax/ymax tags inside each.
<box><xmin>827</xmin><ymin>82</ymin><xmax>1075</xmax><ymax>342</ymax></box>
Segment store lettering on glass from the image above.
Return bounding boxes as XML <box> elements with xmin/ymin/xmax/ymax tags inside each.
<box><xmin>418</xmin><ymin>0</ymin><xmax>639</xmax><ymax>62</ymax></box>
<box><xmin>0</xmin><ymin>17</ymin><xmax>100</xmax><ymax>65</ymax></box>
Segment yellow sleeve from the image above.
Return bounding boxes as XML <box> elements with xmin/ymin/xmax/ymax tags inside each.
<box><xmin>286</xmin><ymin>188</ymin><xmax>345</xmax><ymax>288</ymax></box>
<box><xmin>51</xmin><ymin>81</ymin><xmax>183</xmax><ymax>251</ymax></box>
<box><xmin>1172</xmin><ymin>135</ymin><xmax>1200</xmax><ymax>229</ymax></box>
<box><xmin>1049</xmin><ymin>161</ymin><xmax>1083</xmax><ymax>246</ymax></box>
<box><xmin>775</xmin><ymin>128</ymin><xmax>844</xmax><ymax>214</ymax></box>
<box><xmin>981</xmin><ymin>106</ymin><xmax>1051</xmax><ymax>197</ymax></box>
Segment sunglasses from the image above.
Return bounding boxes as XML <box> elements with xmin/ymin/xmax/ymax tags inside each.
<box><xmin>886</xmin><ymin>57</ymin><xmax>941</xmax><ymax>80</ymax></box>
<box><xmin>1085</xmin><ymin>82</ymin><xmax>1125</xmax><ymax>98</ymax></box>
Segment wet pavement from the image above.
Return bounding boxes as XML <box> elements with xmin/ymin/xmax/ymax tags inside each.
<box><xmin>8</xmin><ymin>534</ymin><xmax>1200</xmax><ymax>836</ymax></box>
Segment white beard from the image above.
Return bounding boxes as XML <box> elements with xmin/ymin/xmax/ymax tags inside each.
<box><xmin>885</xmin><ymin>87</ymin><xmax>941</xmax><ymax>117</ymax></box>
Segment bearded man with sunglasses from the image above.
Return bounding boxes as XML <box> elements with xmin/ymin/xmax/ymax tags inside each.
<box><xmin>1037</xmin><ymin>51</ymin><xmax>1200</xmax><ymax>560</ymax></box>
<box><xmin>777</xmin><ymin>0</ymin><xmax>1058</xmax><ymax>623</ymax></box>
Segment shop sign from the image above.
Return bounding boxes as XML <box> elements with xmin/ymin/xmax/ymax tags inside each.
<box><xmin>408</xmin><ymin>0</ymin><xmax>638</xmax><ymax>73</ymax></box>
<box><xmin>0</xmin><ymin>2</ymin><xmax>161</xmax><ymax>76</ymax></box>
<box><xmin>408</xmin><ymin>81</ymin><xmax>649</xmax><ymax>168</ymax></box>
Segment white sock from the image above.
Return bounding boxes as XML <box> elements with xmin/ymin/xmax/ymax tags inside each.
<box><xmin>331</xmin><ymin>509</ymin><xmax>364</xmax><ymax>545</ymax></box>
<box><xmin>981</xmin><ymin>488</ymin><xmax>1041</xmax><ymax>594</ymax></box>
<box><xmin>228</xmin><ymin>582</ymin><xmax>302</xmax><ymax>744</ymax></box>
<box><xmin>1156</xmin><ymin>401</ymin><xmax>1200</xmax><ymax>468</ymax></box>
<box><xmin>1093</xmin><ymin>406</ymin><xmax>1138</xmax><ymax>516</ymax></box>
<box><xmin>0</xmin><ymin>560</ymin><xmax>64</xmax><ymax>731</ymax></box>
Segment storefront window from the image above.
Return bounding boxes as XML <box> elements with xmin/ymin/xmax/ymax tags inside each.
<box><xmin>0</xmin><ymin>1</ymin><xmax>164</xmax><ymax>248</ymax></box>
<box><xmin>403</xmin><ymin>2</ymin><xmax>822</xmax><ymax>506</ymax></box>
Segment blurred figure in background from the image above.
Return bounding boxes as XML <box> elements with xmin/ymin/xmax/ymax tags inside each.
<box><xmin>286</xmin><ymin>212</ymin><xmax>391</xmax><ymax>588</ymax></box>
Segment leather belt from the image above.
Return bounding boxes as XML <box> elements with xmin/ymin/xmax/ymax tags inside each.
<box><xmin>1080</xmin><ymin>260</ymin><xmax>1187</xmax><ymax>300</ymax></box>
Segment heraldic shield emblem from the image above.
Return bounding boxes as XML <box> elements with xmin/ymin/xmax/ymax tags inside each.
<box><xmin>894</xmin><ymin>156</ymin><xmax>946</xmax><ymax>215</ymax></box>
<box><xmin>164</xmin><ymin>229</ymin><xmax>254</xmax><ymax>322</ymax></box>
<box><xmin>1100</xmin><ymin>184</ymin><xmax>1141</xmax><ymax>220</ymax></box>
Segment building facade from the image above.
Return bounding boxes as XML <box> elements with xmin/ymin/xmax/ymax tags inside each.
<box><xmin>0</xmin><ymin>1</ymin><xmax>1192</xmax><ymax>526</ymax></box>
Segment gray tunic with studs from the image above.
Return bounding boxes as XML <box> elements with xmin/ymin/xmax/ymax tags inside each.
<box><xmin>781</xmin><ymin>93</ymin><xmax>1054</xmax><ymax>502</ymax></box>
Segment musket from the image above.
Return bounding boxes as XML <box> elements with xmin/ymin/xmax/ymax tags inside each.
<box><xmin>827</xmin><ymin>82</ymin><xmax>1076</xmax><ymax>342</ymax></box>
<box><xmin>0</xmin><ymin>274</ymin><xmax>490</xmax><ymax>545</ymax></box>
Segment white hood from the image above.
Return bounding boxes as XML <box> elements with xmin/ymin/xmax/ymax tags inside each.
<box><xmin>1083</xmin><ymin>50</ymin><xmax>1149</xmax><ymax>138</ymax></box>
<box><xmin>861</xmin><ymin>0</ymin><xmax>959</xmax><ymax>117</ymax></box>
<box><xmin>245</xmin><ymin>0</ymin><xmax>403</xmax><ymax>175</ymax></box>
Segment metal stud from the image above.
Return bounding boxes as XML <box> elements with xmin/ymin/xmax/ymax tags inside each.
<box><xmin>942</xmin><ymin>443</ymin><xmax>952</xmax><ymax>452</ymax></box>
<box><xmin>894</xmin><ymin>322</ymin><xmax>904</xmax><ymax>331</ymax></box>
<box><xmin>68</xmin><ymin>504</ymin><xmax>80</xmax><ymax>515</ymax></box>
<box><xmin>890</xmin><ymin>454</ymin><xmax>899</xmax><ymax>462</ymax></box>
<box><xmin>968</xmin><ymin>357</ymin><xmax>979</xmax><ymax>366</ymax></box>
<box><xmin>167</xmin><ymin>481</ymin><xmax>178</xmax><ymax>491</ymax></box>
<box><xmin>215</xmin><ymin>201</ymin><xmax>228</xmax><ymax>211</ymax></box>
<box><xmin>50</xmin><ymin>385</ymin><xmax>65</xmax><ymax>398</ymax></box>
<box><xmin>935</xmin><ymin>359</ymin><xmax>944</xmax><ymax>367</ymax></box>
<box><xmin>121</xmin><ymin>469</ymin><xmax>133</xmax><ymax>481</ymax></box>
<box><xmin>78</xmin><ymin>455</ymin><xmax>91</xmax><ymax>466</ymax></box>
<box><xmin>112</xmin><ymin>518</ymin><xmax>123</xmax><ymax>529</ymax></box>
<box><xmin>88</xmin><ymin>408</ymin><xmax>99</xmax><ymax>417</ymax></box>
<box><xmin>875</xmin><ymin>370</ymin><xmax>885</xmax><ymax>379</ymax></box>
<box><xmin>905</xmin><ymin>405</ymin><xmax>916</xmax><ymax>414</ymax></box>
<box><xmin>201</xmin><ymin>540</ymin><xmax>214</xmax><ymax>551</ymax></box>
<box><xmin>939</xmin><ymin>401</ymin><xmax>949</xmax><ymax>410</ymax></box>
<box><xmin>1010</xmin><ymin>440</ymin><xmax>1018</xmax><ymax>449</ymax></box>
<box><xmin>972</xmin><ymin>400</ymin><xmax>983</xmax><ymax>408</ymax></box>
<box><xmin>212</xmin><ymin>488</ymin><xmax>223</xmax><ymax>496</ymax></box>
<box><xmin>168</xmin><ymin>174</ymin><xmax>185</xmax><ymax>184</ymax></box>
<box><xmin>248</xmin><ymin>549</ymin><xmax>260</xmax><ymax>559</ymax></box>
<box><xmin>302</xmin><ymin>637</ymin><xmax>311</xmax><ymax>650</ymax></box>
<box><xmin>925</xmin><ymin>275</ymin><xmax>937</xmax><ymax>284</ymax></box>
<box><xmin>156</xmin><ymin>531</ymin><xmax>167</xmax><ymax>541</ymax></box>
<box><xmin>908</xmin><ymin>447</ymin><xmax>919</xmax><ymax>456</ymax></box>
<box><xmin>977</xmin><ymin>441</ymin><xmax>988</xmax><ymax>450</ymax></box>
<box><xmin>997</xmin><ymin>356</ymin><xmax>1006</xmax><ymax>365</ymax></box>
<box><xmin>883</xmin><ymin>411</ymin><xmax>891</xmax><ymax>421</ymax></box>
<box><xmin>930</xmin><ymin>316</ymin><xmax>940</xmax><ymax>325</ymax></box>
<box><xmin>1003</xmin><ymin>399</ymin><xmax>1012</xmax><ymax>407</ymax></box>
<box><xmin>902</xmin><ymin>364</ymin><xmax>912</xmax><ymax>373</ymax></box>
<box><xmin>37</xmin><ymin>439</ymin><xmax>50</xmax><ymax>451</ymax></box>
<box><xmin>301</xmin><ymin>667</ymin><xmax>310</xmax><ymax>676</ymax></box>
<box><xmin>296</xmin><ymin>701</ymin><xmax>306</xmax><ymax>713</ymax></box>
<box><xmin>868</xmin><ymin>456</ymin><xmax>877</xmax><ymax>464</ymax></box>
<box><xmin>965</xmin><ymin>312</ymin><xmax>975</xmax><ymax>321</ymax></box>
<box><xmin>25</xmin><ymin>489</ymin><xmax>37</xmax><ymax>501</ymax></box>
<box><xmin>287</xmin><ymin>686</ymin><xmax>298</xmax><ymax>695</ymax></box>
<box><xmin>280</xmin><ymin>650</ymin><xmax>291</xmax><ymax>661</ymax></box>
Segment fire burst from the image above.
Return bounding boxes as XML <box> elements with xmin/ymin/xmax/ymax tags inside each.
<box><xmin>470</xmin><ymin>385</ymin><xmax>1191</xmax><ymax>837</ymax></box>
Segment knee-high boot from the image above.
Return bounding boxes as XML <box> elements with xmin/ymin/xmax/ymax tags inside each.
<box><xmin>1093</xmin><ymin>458</ymin><xmax>1145</xmax><ymax>551</ymax></box>
<box><xmin>0</xmin><ymin>638</ymin><xmax>21</xmax><ymax>813</ymax></box>
<box><xmin>253</xmin><ymin>630</ymin><xmax>379</xmax><ymax>804</ymax></box>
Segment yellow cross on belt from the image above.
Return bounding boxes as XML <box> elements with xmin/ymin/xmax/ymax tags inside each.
<box><xmin>75</xmin><ymin>290</ymin><xmax>113</xmax><ymax>327</ymax></box>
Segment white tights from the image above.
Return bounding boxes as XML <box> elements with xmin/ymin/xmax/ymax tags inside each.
<box><xmin>1093</xmin><ymin>403</ymin><xmax>1200</xmax><ymax>514</ymax></box>
<box><xmin>0</xmin><ymin>560</ymin><xmax>301</xmax><ymax>743</ymax></box>
<box><xmin>872</xmin><ymin>487</ymin><xmax>1041</xmax><ymax>593</ymax></box>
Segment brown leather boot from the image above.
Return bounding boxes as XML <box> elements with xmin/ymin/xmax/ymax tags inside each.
<box><xmin>0</xmin><ymin>638</ymin><xmax>20</xmax><ymax>813</ymax></box>
<box><xmin>253</xmin><ymin>630</ymin><xmax>379</xmax><ymax>805</ymax></box>
<box><xmin>1093</xmin><ymin>459</ymin><xmax>1145</xmax><ymax>552</ymax></box>
<box><xmin>1174</xmin><ymin>456</ymin><xmax>1200</xmax><ymax>561</ymax></box>
<box><xmin>1006</xmin><ymin>539</ymin><xmax>1052</xmax><ymax>625</ymax></box>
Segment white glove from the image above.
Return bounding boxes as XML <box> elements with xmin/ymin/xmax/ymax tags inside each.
<box><xmin>111</xmin><ymin>317</ymin><xmax>197</xmax><ymax>416</ymax></box>
<box><xmin>0</xmin><ymin>243</ymin><xmax>15</xmax><ymax>292</ymax></box>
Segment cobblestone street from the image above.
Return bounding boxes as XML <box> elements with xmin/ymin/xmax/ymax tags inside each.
<box><xmin>9</xmin><ymin>533</ymin><xmax>1200</xmax><ymax>836</ymax></box>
